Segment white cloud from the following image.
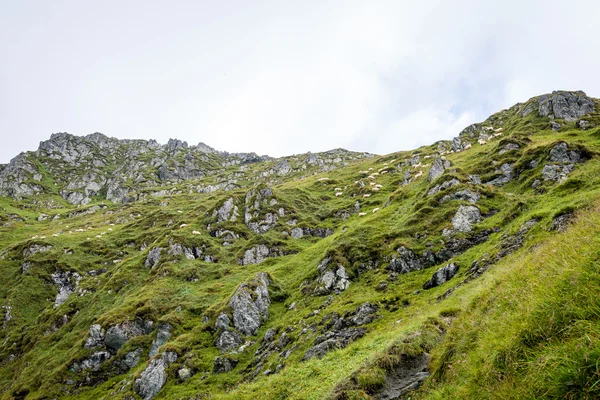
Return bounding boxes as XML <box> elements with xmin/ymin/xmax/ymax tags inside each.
<box><xmin>1</xmin><ymin>0</ymin><xmax>600</xmax><ymax>163</ymax></box>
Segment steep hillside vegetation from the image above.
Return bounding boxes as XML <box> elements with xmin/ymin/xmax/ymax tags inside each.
<box><xmin>1</xmin><ymin>90</ymin><xmax>600</xmax><ymax>399</ymax></box>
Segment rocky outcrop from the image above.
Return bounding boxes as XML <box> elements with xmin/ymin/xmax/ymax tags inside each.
<box><xmin>168</xmin><ymin>243</ymin><xmax>203</xmax><ymax>260</ymax></box>
<box><xmin>144</xmin><ymin>247</ymin><xmax>163</xmax><ymax>268</ymax></box>
<box><xmin>213</xmin><ymin>356</ymin><xmax>238</xmax><ymax>374</ymax></box>
<box><xmin>450</xmin><ymin>205</ymin><xmax>481</xmax><ymax>233</ymax></box>
<box><xmin>440</xmin><ymin>189</ymin><xmax>480</xmax><ymax>204</ymax></box>
<box><xmin>428</xmin><ymin>178</ymin><xmax>460</xmax><ymax>196</ymax></box>
<box><xmin>213</xmin><ymin>197</ymin><xmax>239</xmax><ymax>222</ymax></box>
<box><xmin>303</xmin><ymin>302</ymin><xmax>379</xmax><ymax>360</ymax></box>
<box><xmin>228</xmin><ymin>272</ymin><xmax>272</xmax><ymax>336</ymax></box>
<box><xmin>314</xmin><ymin>257</ymin><xmax>350</xmax><ymax>294</ymax></box>
<box><xmin>149</xmin><ymin>323</ymin><xmax>172</xmax><ymax>358</ymax></box>
<box><xmin>428</xmin><ymin>159</ymin><xmax>451</xmax><ymax>181</ymax></box>
<box><xmin>290</xmin><ymin>227</ymin><xmax>334</xmax><ymax>239</ymax></box>
<box><xmin>22</xmin><ymin>244</ymin><xmax>52</xmax><ymax>257</ymax></box>
<box><xmin>240</xmin><ymin>244</ymin><xmax>271</xmax><ymax>265</ymax></box>
<box><xmin>549</xmin><ymin>142</ymin><xmax>583</xmax><ymax>164</ymax></box>
<box><xmin>423</xmin><ymin>263</ymin><xmax>458</xmax><ymax>289</ymax></box>
<box><xmin>549</xmin><ymin>213</ymin><xmax>574</xmax><ymax>232</ymax></box>
<box><xmin>134</xmin><ymin>351</ymin><xmax>178</xmax><ymax>400</ymax></box>
<box><xmin>51</xmin><ymin>271</ymin><xmax>81</xmax><ymax>307</ymax></box>
<box><xmin>486</xmin><ymin>163</ymin><xmax>513</xmax><ymax>186</ymax></box>
<box><xmin>216</xmin><ymin>329</ymin><xmax>243</xmax><ymax>352</ymax></box>
<box><xmin>104</xmin><ymin>320</ymin><xmax>154</xmax><ymax>352</ymax></box>
<box><xmin>535</xmin><ymin>91</ymin><xmax>595</xmax><ymax>121</ymax></box>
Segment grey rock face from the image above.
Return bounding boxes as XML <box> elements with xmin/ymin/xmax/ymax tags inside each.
<box><xmin>440</xmin><ymin>189</ymin><xmax>480</xmax><ymax>204</ymax></box>
<box><xmin>428</xmin><ymin>159</ymin><xmax>451</xmax><ymax>181</ymax></box>
<box><xmin>0</xmin><ymin>153</ymin><xmax>43</xmax><ymax>198</ymax></box>
<box><xmin>104</xmin><ymin>319</ymin><xmax>154</xmax><ymax>352</ymax></box>
<box><xmin>498</xmin><ymin>143</ymin><xmax>520</xmax><ymax>155</ymax></box>
<box><xmin>423</xmin><ymin>263</ymin><xmax>459</xmax><ymax>289</ymax></box>
<box><xmin>51</xmin><ymin>271</ymin><xmax>81</xmax><ymax>307</ymax></box>
<box><xmin>428</xmin><ymin>178</ymin><xmax>460</xmax><ymax>196</ymax></box>
<box><xmin>178</xmin><ymin>367</ymin><xmax>192</xmax><ymax>381</ymax></box>
<box><xmin>486</xmin><ymin>163</ymin><xmax>513</xmax><ymax>186</ymax></box>
<box><xmin>134</xmin><ymin>351</ymin><xmax>178</xmax><ymax>400</ymax></box>
<box><xmin>549</xmin><ymin>142</ymin><xmax>582</xmax><ymax>164</ymax></box>
<box><xmin>451</xmin><ymin>206</ymin><xmax>481</xmax><ymax>233</ymax></box>
<box><xmin>315</xmin><ymin>258</ymin><xmax>350</xmax><ymax>294</ymax></box>
<box><xmin>549</xmin><ymin>213</ymin><xmax>574</xmax><ymax>232</ymax></box>
<box><xmin>451</xmin><ymin>137</ymin><xmax>463</xmax><ymax>152</ymax></box>
<box><xmin>241</xmin><ymin>244</ymin><xmax>270</xmax><ymax>265</ymax></box>
<box><xmin>149</xmin><ymin>323</ymin><xmax>172</xmax><ymax>358</ymax></box>
<box><xmin>214</xmin><ymin>197</ymin><xmax>239</xmax><ymax>222</ymax></box>
<box><xmin>228</xmin><ymin>272</ymin><xmax>271</xmax><ymax>336</ymax></box>
<box><xmin>84</xmin><ymin>324</ymin><xmax>105</xmax><ymax>349</ymax></box>
<box><xmin>71</xmin><ymin>351</ymin><xmax>112</xmax><ymax>372</ymax></box>
<box><xmin>291</xmin><ymin>227</ymin><xmax>304</xmax><ymax>239</ymax></box>
<box><xmin>303</xmin><ymin>303</ymin><xmax>379</xmax><ymax>360</ymax></box>
<box><xmin>542</xmin><ymin>164</ymin><xmax>574</xmax><ymax>181</ymax></box>
<box><xmin>213</xmin><ymin>356</ymin><xmax>238</xmax><ymax>374</ymax></box>
<box><xmin>388</xmin><ymin>247</ymin><xmax>423</xmax><ymax>274</ymax></box>
<box><xmin>168</xmin><ymin>243</ymin><xmax>201</xmax><ymax>260</ymax></box>
<box><xmin>23</xmin><ymin>244</ymin><xmax>52</xmax><ymax>257</ymax></box>
<box><xmin>537</xmin><ymin>91</ymin><xmax>595</xmax><ymax>122</ymax></box>
<box><xmin>144</xmin><ymin>247</ymin><xmax>163</xmax><ymax>268</ymax></box>
<box><xmin>215</xmin><ymin>313</ymin><xmax>231</xmax><ymax>330</ymax></box>
<box><xmin>123</xmin><ymin>348</ymin><xmax>143</xmax><ymax>369</ymax></box>
<box><xmin>215</xmin><ymin>330</ymin><xmax>243</xmax><ymax>352</ymax></box>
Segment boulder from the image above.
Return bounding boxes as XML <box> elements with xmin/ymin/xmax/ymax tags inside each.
<box><xmin>104</xmin><ymin>319</ymin><xmax>154</xmax><ymax>352</ymax></box>
<box><xmin>84</xmin><ymin>324</ymin><xmax>105</xmax><ymax>349</ymax></box>
<box><xmin>144</xmin><ymin>247</ymin><xmax>163</xmax><ymax>268</ymax></box>
<box><xmin>228</xmin><ymin>272</ymin><xmax>271</xmax><ymax>336</ymax></box>
<box><xmin>216</xmin><ymin>330</ymin><xmax>243</xmax><ymax>352</ymax></box>
<box><xmin>149</xmin><ymin>323</ymin><xmax>172</xmax><ymax>358</ymax></box>
<box><xmin>451</xmin><ymin>206</ymin><xmax>481</xmax><ymax>233</ymax></box>
<box><xmin>428</xmin><ymin>159</ymin><xmax>451</xmax><ymax>181</ymax></box>
<box><xmin>428</xmin><ymin>178</ymin><xmax>460</xmax><ymax>196</ymax></box>
<box><xmin>537</xmin><ymin>91</ymin><xmax>595</xmax><ymax>121</ymax></box>
<box><xmin>213</xmin><ymin>356</ymin><xmax>238</xmax><ymax>374</ymax></box>
<box><xmin>51</xmin><ymin>271</ymin><xmax>81</xmax><ymax>307</ymax></box>
<box><xmin>315</xmin><ymin>258</ymin><xmax>350</xmax><ymax>294</ymax></box>
<box><xmin>423</xmin><ymin>263</ymin><xmax>459</xmax><ymax>289</ymax></box>
<box><xmin>440</xmin><ymin>189</ymin><xmax>480</xmax><ymax>204</ymax></box>
<box><xmin>486</xmin><ymin>163</ymin><xmax>513</xmax><ymax>186</ymax></box>
<box><xmin>134</xmin><ymin>351</ymin><xmax>178</xmax><ymax>400</ymax></box>
<box><xmin>549</xmin><ymin>142</ymin><xmax>582</xmax><ymax>164</ymax></box>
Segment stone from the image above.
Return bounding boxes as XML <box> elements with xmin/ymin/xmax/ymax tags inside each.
<box><xmin>104</xmin><ymin>319</ymin><xmax>153</xmax><ymax>352</ymax></box>
<box><xmin>123</xmin><ymin>348</ymin><xmax>143</xmax><ymax>369</ymax></box>
<box><xmin>537</xmin><ymin>91</ymin><xmax>595</xmax><ymax>122</ymax></box>
<box><xmin>423</xmin><ymin>263</ymin><xmax>459</xmax><ymax>289</ymax></box>
<box><xmin>303</xmin><ymin>328</ymin><xmax>366</xmax><ymax>360</ymax></box>
<box><xmin>498</xmin><ymin>143</ymin><xmax>520</xmax><ymax>155</ymax></box>
<box><xmin>315</xmin><ymin>258</ymin><xmax>350</xmax><ymax>294</ymax></box>
<box><xmin>216</xmin><ymin>330</ymin><xmax>243</xmax><ymax>352</ymax></box>
<box><xmin>51</xmin><ymin>271</ymin><xmax>81</xmax><ymax>307</ymax></box>
<box><xmin>550</xmin><ymin>121</ymin><xmax>561</xmax><ymax>131</ymax></box>
<box><xmin>144</xmin><ymin>247</ymin><xmax>163</xmax><ymax>268</ymax></box>
<box><xmin>451</xmin><ymin>206</ymin><xmax>481</xmax><ymax>233</ymax></box>
<box><xmin>440</xmin><ymin>189</ymin><xmax>480</xmax><ymax>204</ymax></box>
<box><xmin>84</xmin><ymin>324</ymin><xmax>105</xmax><ymax>349</ymax></box>
<box><xmin>549</xmin><ymin>213</ymin><xmax>574</xmax><ymax>232</ymax></box>
<box><xmin>388</xmin><ymin>247</ymin><xmax>422</xmax><ymax>274</ymax></box>
<box><xmin>22</xmin><ymin>244</ymin><xmax>52</xmax><ymax>257</ymax></box>
<box><xmin>215</xmin><ymin>313</ymin><xmax>231</xmax><ymax>330</ymax></box>
<box><xmin>291</xmin><ymin>227</ymin><xmax>304</xmax><ymax>239</ymax></box>
<box><xmin>427</xmin><ymin>178</ymin><xmax>460</xmax><ymax>196</ymax></box>
<box><xmin>229</xmin><ymin>273</ymin><xmax>271</xmax><ymax>335</ymax></box>
<box><xmin>428</xmin><ymin>159</ymin><xmax>450</xmax><ymax>181</ymax></box>
<box><xmin>213</xmin><ymin>356</ymin><xmax>238</xmax><ymax>374</ymax></box>
<box><xmin>134</xmin><ymin>351</ymin><xmax>178</xmax><ymax>400</ymax></box>
<box><xmin>178</xmin><ymin>367</ymin><xmax>192</xmax><ymax>381</ymax></box>
<box><xmin>149</xmin><ymin>323</ymin><xmax>172</xmax><ymax>358</ymax></box>
<box><xmin>214</xmin><ymin>197</ymin><xmax>239</xmax><ymax>222</ymax></box>
<box><xmin>241</xmin><ymin>244</ymin><xmax>270</xmax><ymax>265</ymax></box>
<box><xmin>549</xmin><ymin>142</ymin><xmax>582</xmax><ymax>164</ymax></box>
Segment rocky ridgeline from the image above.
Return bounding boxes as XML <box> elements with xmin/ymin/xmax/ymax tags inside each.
<box><xmin>0</xmin><ymin>132</ymin><xmax>371</xmax><ymax>205</ymax></box>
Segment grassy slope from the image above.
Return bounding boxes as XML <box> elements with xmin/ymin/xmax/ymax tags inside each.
<box><xmin>1</xmin><ymin>100</ymin><xmax>600</xmax><ymax>399</ymax></box>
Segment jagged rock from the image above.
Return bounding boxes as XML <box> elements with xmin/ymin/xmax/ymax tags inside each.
<box><xmin>241</xmin><ymin>244</ymin><xmax>270</xmax><ymax>265</ymax></box>
<box><xmin>84</xmin><ymin>324</ymin><xmax>105</xmax><ymax>349</ymax></box>
<box><xmin>72</xmin><ymin>351</ymin><xmax>112</xmax><ymax>372</ymax></box>
<box><xmin>469</xmin><ymin>175</ymin><xmax>481</xmax><ymax>185</ymax></box>
<box><xmin>440</xmin><ymin>189</ymin><xmax>480</xmax><ymax>204</ymax></box>
<box><xmin>537</xmin><ymin>91</ymin><xmax>595</xmax><ymax>121</ymax></box>
<box><xmin>549</xmin><ymin>213</ymin><xmax>574</xmax><ymax>232</ymax></box>
<box><xmin>452</xmin><ymin>137</ymin><xmax>463</xmax><ymax>152</ymax></box>
<box><xmin>303</xmin><ymin>328</ymin><xmax>366</xmax><ymax>360</ymax></box>
<box><xmin>144</xmin><ymin>247</ymin><xmax>163</xmax><ymax>268</ymax></box>
<box><xmin>315</xmin><ymin>258</ymin><xmax>350</xmax><ymax>294</ymax></box>
<box><xmin>542</xmin><ymin>164</ymin><xmax>573</xmax><ymax>181</ymax></box>
<box><xmin>487</xmin><ymin>163</ymin><xmax>513</xmax><ymax>186</ymax></box>
<box><xmin>178</xmin><ymin>367</ymin><xmax>192</xmax><ymax>381</ymax></box>
<box><xmin>213</xmin><ymin>356</ymin><xmax>238</xmax><ymax>374</ymax></box>
<box><xmin>149</xmin><ymin>323</ymin><xmax>172</xmax><ymax>358</ymax></box>
<box><xmin>428</xmin><ymin>159</ymin><xmax>451</xmax><ymax>181</ymax></box>
<box><xmin>451</xmin><ymin>205</ymin><xmax>481</xmax><ymax>233</ymax></box>
<box><xmin>428</xmin><ymin>178</ymin><xmax>460</xmax><ymax>196</ymax></box>
<box><xmin>134</xmin><ymin>351</ymin><xmax>178</xmax><ymax>400</ymax></box>
<box><xmin>549</xmin><ymin>142</ymin><xmax>582</xmax><ymax>164</ymax></box>
<box><xmin>216</xmin><ymin>330</ymin><xmax>243</xmax><ymax>352</ymax></box>
<box><xmin>497</xmin><ymin>220</ymin><xmax>538</xmax><ymax>259</ymax></box>
<box><xmin>123</xmin><ymin>348</ymin><xmax>143</xmax><ymax>369</ymax></box>
<box><xmin>215</xmin><ymin>313</ymin><xmax>231</xmax><ymax>330</ymax></box>
<box><xmin>388</xmin><ymin>247</ymin><xmax>422</xmax><ymax>274</ymax></box>
<box><xmin>229</xmin><ymin>272</ymin><xmax>271</xmax><ymax>336</ymax></box>
<box><xmin>214</xmin><ymin>197</ymin><xmax>239</xmax><ymax>222</ymax></box>
<box><xmin>274</xmin><ymin>160</ymin><xmax>292</xmax><ymax>176</ymax></box>
<box><xmin>499</xmin><ymin>143</ymin><xmax>520</xmax><ymax>154</ymax></box>
<box><xmin>23</xmin><ymin>244</ymin><xmax>52</xmax><ymax>257</ymax></box>
<box><xmin>291</xmin><ymin>227</ymin><xmax>304</xmax><ymax>239</ymax></box>
<box><xmin>104</xmin><ymin>320</ymin><xmax>154</xmax><ymax>352</ymax></box>
<box><xmin>351</xmin><ymin>303</ymin><xmax>379</xmax><ymax>326</ymax></box>
<box><xmin>168</xmin><ymin>243</ymin><xmax>201</xmax><ymax>260</ymax></box>
<box><xmin>51</xmin><ymin>271</ymin><xmax>81</xmax><ymax>307</ymax></box>
<box><xmin>423</xmin><ymin>263</ymin><xmax>459</xmax><ymax>289</ymax></box>
<box><xmin>550</xmin><ymin>121</ymin><xmax>561</xmax><ymax>131</ymax></box>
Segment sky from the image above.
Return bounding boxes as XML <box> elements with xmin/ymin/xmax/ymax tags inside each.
<box><xmin>1</xmin><ymin>1</ymin><xmax>600</xmax><ymax>163</ymax></box>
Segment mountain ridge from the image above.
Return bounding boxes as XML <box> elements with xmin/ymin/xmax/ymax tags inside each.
<box><xmin>1</xmin><ymin>89</ymin><xmax>600</xmax><ymax>399</ymax></box>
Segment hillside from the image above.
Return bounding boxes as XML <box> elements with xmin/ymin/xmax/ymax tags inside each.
<box><xmin>1</xmin><ymin>90</ymin><xmax>600</xmax><ymax>399</ymax></box>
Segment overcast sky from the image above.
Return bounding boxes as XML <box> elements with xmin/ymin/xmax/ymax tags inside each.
<box><xmin>1</xmin><ymin>1</ymin><xmax>600</xmax><ymax>163</ymax></box>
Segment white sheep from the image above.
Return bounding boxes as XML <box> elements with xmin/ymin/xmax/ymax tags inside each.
<box><xmin>359</xmin><ymin>212</ymin><xmax>367</xmax><ymax>216</ymax></box>
<box><xmin>192</xmin><ymin>230</ymin><xmax>201</xmax><ymax>235</ymax></box>
<box><xmin>363</xmin><ymin>194</ymin><xmax>371</xmax><ymax>198</ymax></box>
<box><xmin>464</xmin><ymin>143</ymin><xmax>472</xmax><ymax>150</ymax></box>
<box><xmin>369</xmin><ymin>182</ymin><xmax>376</xmax><ymax>186</ymax></box>
<box><xmin>372</xmin><ymin>208</ymin><xmax>380</xmax><ymax>213</ymax></box>
<box><xmin>414</xmin><ymin>171</ymin><xmax>424</xmax><ymax>179</ymax></box>
<box><xmin>335</xmin><ymin>192</ymin><xmax>343</xmax><ymax>197</ymax></box>
<box><xmin>375</xmin><ymin>184</ymin><xmax>383</xmax><ymax>188</ymax></box>
<box><xmin>368</xmin><ymin>175</ymin><xmax>376</xmax><ymax>179</ymax></box>
<box><xmin>478</xmin><ymin>139</ymin><xmax>487</xmax><ymax>145</ymax></box>
<box><xmin>381</xmin><ymin>171</ymin><xmax>388</xmax><ymax>174</ymax></box>
<box><xmin>372</xmin><ymin>187</ymin><xmax>380</xmax><ymax>192</ymax></box>
<box><xmin>180</xmin><ymin>223</ymin><xmax>188</xmax><ymax>228</ymax></box>
<box><xmin>334</xmin><ymin>187</ymin><xmax>342</xmax><ymax>192</ymax></box>
<box><xmin>368</xmin><ymin>168</ymin><xmax>374</xmax><ymax>171</ymax></box>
